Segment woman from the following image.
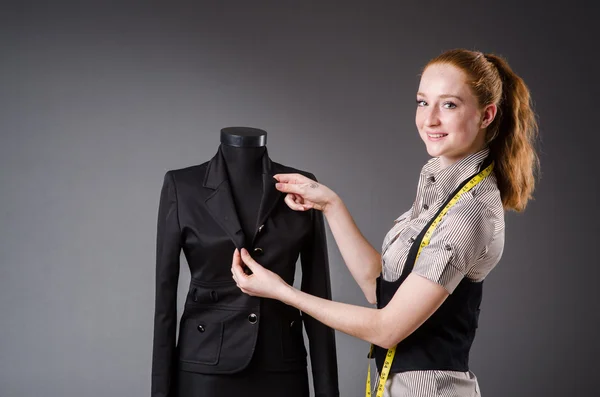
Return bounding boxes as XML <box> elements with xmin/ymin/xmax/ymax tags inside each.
<box><xmin>231</xmin><ymin>48</ymin><xmax>539</xmax><ymax>397</ymax></box>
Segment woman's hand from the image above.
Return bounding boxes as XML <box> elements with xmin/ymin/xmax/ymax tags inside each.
<box><xmin>231</xmin><ymin>248</ymin><xmax>292</xmax><ymax>301</ymax></box>
<box><xmin>273</xmin><ymin>173</ymin><xmax>339</xmax><ymax>213</ymax></box>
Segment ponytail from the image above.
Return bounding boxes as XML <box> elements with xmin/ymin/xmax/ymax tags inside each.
<box><xmin>484</xmin><ymin>54</ymin><xmax>540</xmax><ymax>212</ymax></box>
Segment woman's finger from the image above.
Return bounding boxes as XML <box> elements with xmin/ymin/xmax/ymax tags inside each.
<box><xmin>239</xmin><ymin>248</ymin><xmax>262</xmax><ymax>272</ymax></box>
<box><xmin>284</xmin><ymin>194</ymin><xmax>307</xmax><ymax>211</ymax></box>
<box><xmin>288</xmin><ymin>193</ymin><xmax>306</xmax><ymax>207</ymax></box>
<box><xmin>230</xmin><ymin>265</ymin><xmax>237</xmax><ymax>283</ymax></box>
<box><xmin>232</xmin><ymin>263</ymin><xmax>246</xmax><ymax>287</ymax></box>
<box><xmin>273</xmin><ymin>173</ymin><xmax>310</xmax><ymax>184</ymax></box>
<box><xmin>231</xmin><ymin>249</ymin><xmax>239</xmax><ymax>274</ymax></box>
<box><xmin>231</xmin><ymin>249</ymin><xmax>248</xmax><ymax>282</ymax></box>
<box><xmin>293</xmin><ymin>193</ymin><xmax>306</xmax><ymax>205</ymax></box>
<box><xmin>275</xmin><ymin>182</ymin><xmax>306</xmax><ymax>195</ymax></box>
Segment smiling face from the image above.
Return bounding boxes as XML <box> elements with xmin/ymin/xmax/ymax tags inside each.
<box><xmin>416</xmin><ymin>62</ymin><xmax>496</xmax><ymax>169</ymax></box>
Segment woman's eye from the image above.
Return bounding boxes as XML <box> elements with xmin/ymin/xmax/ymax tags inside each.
<box><xmin>443</xmin><ymin>102</ymin><xmax>457</xmax><ymax>109</ymax></box>
<box><xmin>416</xmin><ymin>99</ymin><xmax>427</xmax><ymax>106</ymax></box>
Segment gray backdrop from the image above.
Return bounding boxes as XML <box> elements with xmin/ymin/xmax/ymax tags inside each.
<box><xmin>1</xmin><ymin>1</ymin><xmax>598</xmax><ymax>396</ymax></box>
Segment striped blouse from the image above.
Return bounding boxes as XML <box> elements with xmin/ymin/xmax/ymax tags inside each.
<box><xmin>375</xmin><ymin>146</ymin><xmax>505</xmax><ymax>397</ymax></box>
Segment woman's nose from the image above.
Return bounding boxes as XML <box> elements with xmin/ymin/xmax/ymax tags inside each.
<box><xmin>424</xmin><ymin>107</ymin><xmax>441</xmax><ymax>127</ymax></box>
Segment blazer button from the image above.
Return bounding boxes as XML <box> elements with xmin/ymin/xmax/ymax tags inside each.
<box><xmin>248</xmin><ymin>313</ymin><xmax>258</xmax><ymax>324</ymax></box>
<box><xmin>197</xmin><ymin>324</ymin><xmax>205</xmax><ymax>332</ymax></box>
<box><xmin>408</xmin><ymin>237</ymin><xmax>415</xmax><ymax>243</ymax></box>
<box><xmin>423</xmin><ymin>204</ymin><xmax>429</xmax><ymax>210</ymax></box>
<box><xmin>428</xmin><ymin>176</ymin><xmax>436</xmax><ymax>183</ymax></box>
<box><xmin>253</xmin><ymin>247</ymin><xmax>264</xmax><ymax>256</ymax></box>
<box><xmin>257</xmin><ymin>224</ymin><xmax>265</xmax><ymax>233</ymax></box>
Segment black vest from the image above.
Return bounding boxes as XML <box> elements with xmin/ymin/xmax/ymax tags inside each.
<box><xmin>372</xmin><ymin>156</ymin><xmax>493</xmax><ymax>374</ymax></box>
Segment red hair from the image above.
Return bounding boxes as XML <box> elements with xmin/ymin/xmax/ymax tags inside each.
<box><xmin>424</xmin><ymin>49</ymin><xmax>541</xmax><ymax>212</ymax></box>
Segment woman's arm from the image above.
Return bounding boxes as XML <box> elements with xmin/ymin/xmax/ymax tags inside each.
<box><xmin>323</xmin><ymin>196</ymin><xmax>381</xmax><ymax>304</ymax></box>
<box><xmin>281</xmin><ymin>271</ymin><xmax>449</xmax><ymax>348</ymax></box>
<box><xmin>232</xmin><ymin>248</ymin><xmax>449</xmax><ymax>349</ymax></box>
<box><xmin>273</xmin><ymin>173</ymin><xmax>382</xmax><ymax>304</ymax></box>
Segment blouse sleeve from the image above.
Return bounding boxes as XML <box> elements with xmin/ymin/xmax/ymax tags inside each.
<box><xmin>411</xmin><ymin>199</ymin><xmax>495</xmax><ymax>293</ymax></box>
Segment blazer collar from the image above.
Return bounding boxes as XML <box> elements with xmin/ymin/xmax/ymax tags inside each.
<box><xmin>203</xmin><ymin>145</ymin><xmax>282</xmax><ymax>250</ymax></box>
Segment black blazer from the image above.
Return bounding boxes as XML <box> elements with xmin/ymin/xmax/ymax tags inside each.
<box><xmin>151</xmin><ymin>147</ymin><xmax>339</xmax><ymax>397</ymax></box>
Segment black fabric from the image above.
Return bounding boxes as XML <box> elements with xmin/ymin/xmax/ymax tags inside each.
<box><xmin>151</xmin><ymin>145</ymin><xmax>339</xmax><ymax>397</ymax></box>
<box><xmin>374</xmin><ymin>277</ymin><xmax>483</xmax><ymax>373</ymax></box>
<box><xmin>177</xmin><ymin>366</ymin><xmax>309</xmax><ymax>397</ymax></box>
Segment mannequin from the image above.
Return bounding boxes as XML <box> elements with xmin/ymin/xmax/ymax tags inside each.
<box><xmin>151</xmin><ymin>127</ymin><xmax>339</xmax><ymax>397</ymax></box>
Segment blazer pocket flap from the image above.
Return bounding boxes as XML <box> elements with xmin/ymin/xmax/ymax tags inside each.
<box><xmin>178</xmin><ymin>318</ymin><xmax>224</xmax><ymax>366</ymax></box>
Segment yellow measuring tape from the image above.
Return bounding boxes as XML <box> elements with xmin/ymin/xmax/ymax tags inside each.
<box><xmin>366</xmin><ymin>160</ymin><xmax>494</xmax><ymax>397</ymax></box>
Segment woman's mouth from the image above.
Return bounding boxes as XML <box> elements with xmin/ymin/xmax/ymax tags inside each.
<box><xmin>427</xmin><ymin>133</ymin><xmax>448</xmax><ymax>141</ymax></box>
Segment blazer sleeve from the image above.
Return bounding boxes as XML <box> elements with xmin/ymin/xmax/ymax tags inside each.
<box><xmin>299</xmin><ymin>173</ymin><xmax>340</xmax><ymax>397</ymax></box>
<box><xmin>151</xmin><ymin>171</ymin><xmax>182</xmax><ymax>397</ymax></box>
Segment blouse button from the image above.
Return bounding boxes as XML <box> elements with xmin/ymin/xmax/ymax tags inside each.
<box><xmin>423</xmin><ymin>204</ymin><xmax>429</xmax><ymax>210</ymax></box>
<box><xmin>428</xmin><ymin>176</ymin><xmax>436</xmax><ymax>183</ymax></box>
<box><xmin>408</xmin><ymin>237</ymin><xmax>415</xmax><ymax>243</ymax></box>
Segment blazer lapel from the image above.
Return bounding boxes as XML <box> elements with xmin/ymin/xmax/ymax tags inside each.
<box><xmin>252</xmin><ymin>151</ymin><xmax>282</xmax><ymax>246</ymax></box>
<box><xmin>203</xmin><ymin>146</ymin><xmax>245</xmax><ymax>250</ymax></box>
<box><xmin>203</xmin><ymin>145</ymin><xmax>283</xmax><ymax>250</ymax></box>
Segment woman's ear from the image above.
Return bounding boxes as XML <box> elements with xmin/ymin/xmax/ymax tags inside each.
<box><xmin>481</xmin><ymin>103</ymin><xmax>497</xmax><ymax>128</ymax></box>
